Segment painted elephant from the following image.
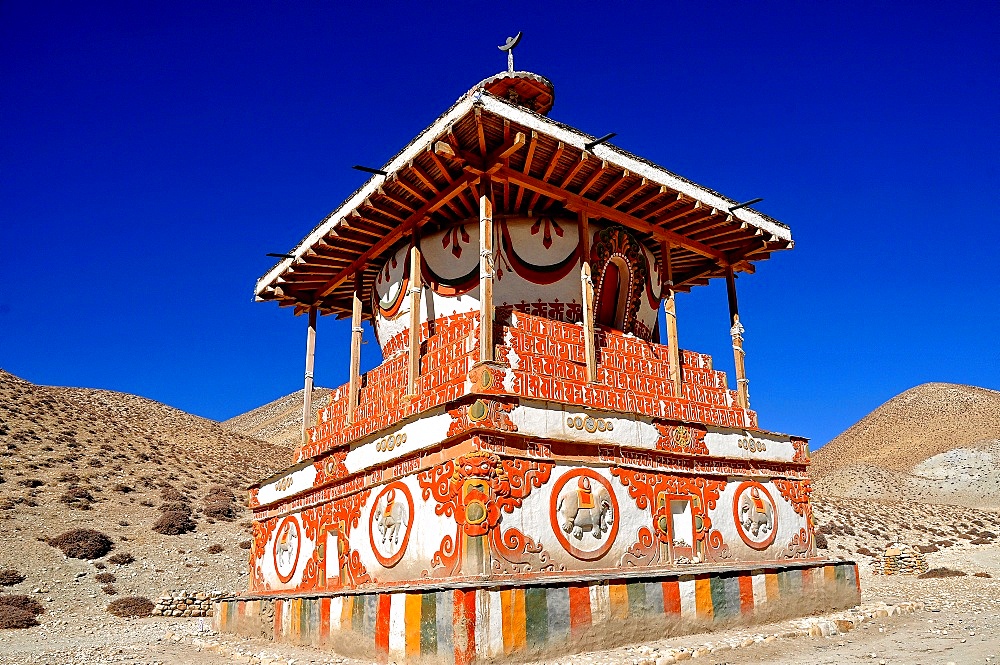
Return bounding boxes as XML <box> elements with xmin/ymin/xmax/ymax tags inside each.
<box><xmin>739</xmin><ymin>487</ymin><xmax>773</xmax><ymax>537</ymax></box>
<box><xmin>557</xmin><ymin>476</ymin><xmax>614</xmax><ymax>540</ymax></box>
<box><xmin>375</xmin><ymin>492</ymin><xmax>408</xmax><ymax>546</ymax></box>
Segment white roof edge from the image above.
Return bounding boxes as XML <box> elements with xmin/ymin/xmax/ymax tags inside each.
<box><xmin>478</xmin><ymin>94</ymin><xmax>793</xmax><ymax>243</ymax></box>
<box><xmin>255</xmin><ymin>95</ymin><xmax>479</xmax><ymax>296</ymax></box>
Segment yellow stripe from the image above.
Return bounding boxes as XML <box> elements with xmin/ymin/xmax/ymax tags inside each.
<box><xmin>609</xmin><ymin>583</ymin><xmax>629</xmax><ymax>620</ymax></box>
<box><xmin>824</xmin><ymin>564</ymin><xmax>837</xmax><ymax>586</ymax></box>
<box><xmin>765</xmin><ymin>573</ymin><xmax>779</xmax><ymax>601</ymax></box>
<box><xmin>500</xmin><ymin>589</ymin><xmax>514</xmax><ymax>653</ymax></box>
<box><xmin>512</xmin><ymin>588</ymin><xmax>527</xmax><ymax>650</ymax></box>
<box><xmin>405</xmin><ymin>593</ymin><xmax>422</xmax><ymax>656</ymax></box>
<box><xmin>695</xmin><ymin>578</ymin><xmax>713</xmax><ymax>620</ymax></box>
<box><xmin>341</xmin><ymin>595</ymin><xmax>353</xmax><ymax>628</ymax></box>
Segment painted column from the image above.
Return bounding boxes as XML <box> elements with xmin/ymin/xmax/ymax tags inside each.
<box><xmin>347</xmin><ymin>274</ymin><xmax>363</xmax><ymax>423</ymax></box>
<box><xmin>479</xmin><ymin>184</ymin><xmax>494</xmax><ymax>364</ymax></box>
<box><xmin>407</xmin><ymin>243</ymin><xmax>422</xmax><ymax>396</ymax></box>
<box><xmin>662</xmin><ymin>243</ymin><xmax>683</xmax><ymax>398</ymax></box>
<box><xmin>579</xmin><ymin>211</ymin><xmax>597</xmax><ymax>382</ymax></box>
<box><xmin>301</xmin><ymin>305</ymin><xmax>317</xmax><ymax>445</ymax></box>
<box><xmin>725</xmin><ymin>266</ymin><xmax>750</xmax><ymax>410</ymax></box>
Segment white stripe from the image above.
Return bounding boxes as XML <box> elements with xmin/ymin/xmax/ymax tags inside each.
<box><xmin>589</xmin><ymin>583</ymin><xmax>610</xmax><ymax>625</ymax></box>
<box><xmin>751</xmin><ymin>573</ymin><xmax>767</xmax><ymax>608</ymax></box>
<box><xmin>678</xmin><ymin>578</ymin><xmax>696</xmax><ymax>620</ymax></box>
<box><xmin>328</xmin><ymin>597</ymin><xmax>343</xmax><ymax>632</ymax></box>
<box><xmin>388</xmin><ymin>593</ymin><xmax>407</xmax><ymax>658</ymax></box>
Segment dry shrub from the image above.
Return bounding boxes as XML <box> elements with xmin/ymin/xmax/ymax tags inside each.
<box><xmin>0</xmin><ymin>595</ymin><xmax>44</xmax><ymax>616</ymax></box>
<box><xmin>205</xmin><ymin>485</ymin><xmax>235</xmax><ymax>502</ymax></box>
<box><xmin>0</xmin><ymin>570</ymin><xmax>25</xmax><ymax>586</ymax></box>
<box><xmin>971</xmin><ymin>536</ymin><xmax>994</xmax><ymax>545</ymax></box>
<box><xmin>918</xmin><ymin>567</ymin><xmax>967</xmax><ymax>579</ymax></box>
<box><xmin>974</xmin><ymin>572</ymin><xmax>992</xmax><ymax>578</ymax></box>
<box><xmin>203</xmin><ymin>501</ymin><xmax>236</xmax><ymax>520</ymax></box>
<box><xmin>0</xmin><ymin>606</ymin><xmax>37</xmax><ymax>629</ymax></box>
<box><xmin>152</xmin><ymin>511</ymin><xmax>195</xmax><ymax>535</ymax></box>
<box><xmin>159</xmin><ymin>501</ymin><xmax>192</xmax><ymax>514</ymax></box>
<box><xmin>916</xmin><ymin>544</ymin><xmax>939</xmax><ymax>553</ymax></box>
<box><xmin>102</xmin><ymin>585</ymin><xmax>117</xmax><ymax>595</ymax></box>
<box><xmin>238</xmin><ymin>540</ymin><xmax>252</xmax><ymax>550</ymax></box>
<box><xmin>814</xmin><ymin>532</ymin><xmax>828</xmax><ymax>549</ymax></box>
<box><xmin>94</xmin><ymin>562</ymin><xmax>106</xmax><ymax>570</ymax></box>
<box><xmin>18</xmin><ymin>479</ymin><xmax>43</xmax><ymax>488</ymax></box>
<box><xmin>159</xmin><ymin>487</ymin><xmax>183</xmax><ymax>501</ymax></box>
<box><xmin>206</xmin><ymin>544</ymin><xmax>224</xmax><ymax>554</ymax></box>
<box><xmin>59</xmin><ymin>487</ymin><xmax>93</xmax><ymax>509</ymax></box>
<box><xmin>95</xmin><ymin>573</ymin><xmax>116</xmax><ymax>584</ymax></box>
<box><xmin>106</xmin><ymin>596</ymin><xmax>154</xmax><ymax>618</ymax></box>
<box><xmin>108</xmin><ymin>552</ymin><xmax>134</xmax><ymax>565</ymax></box>
<box><xmin>48</xmin><ymin>529</ymin><xmax>114</xmax><ymax>559</ymax></box>
<box><xmin>111</xmin><ymin>484</ymin><xmax>133</xmax><ymax>494</ymax></box>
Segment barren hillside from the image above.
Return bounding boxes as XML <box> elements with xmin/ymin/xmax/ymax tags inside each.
<box><xmin>0</xmin><ymin>369</ymin><xmax>289</xmax><ymax>618</ymax></box>
<box><xmin>222</xmin><ymin>387</ymin><xmax>331</xmax><ymax>448</ymax></box>
<box><xmin>812</xmin><ymin>383</ymin><xmax>1000</xmax><ymax>509</ymax></box>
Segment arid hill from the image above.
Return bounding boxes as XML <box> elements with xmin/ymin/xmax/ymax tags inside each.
<box><xmin>222</xmin><ymin>387</ymin><xmax>331</xmax><ymax>448</ymax></box>
<box><xmin>811</xmin><ymin>382</ymin><xmax>1000</xmax><ymax>509</ymax></box>
<box><xmin>0</xmin><ymin>369</ymin><xmax>290</xmax><ymax>618</ymax></box>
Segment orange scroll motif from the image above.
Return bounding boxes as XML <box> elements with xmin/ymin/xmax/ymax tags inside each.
<box><xmin>654</xmin><ymin>422</ymin><xmax>709</xmax><ymax>455</ymax></box>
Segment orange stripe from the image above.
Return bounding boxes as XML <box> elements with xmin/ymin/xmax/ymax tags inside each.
<box><xmin>341</xmin><ymin>595</ymin><xmax>353</xmax><ymax>628</ymax></box>
<box><xmin>274</xmin><ymin>600</ymin><xmax>283</xmax><ymax>640</ymax></box>
<box><xmin>662</xmin><ymin>580</ymin><xmax>681</xmax><ymax>615</ymax></box>
<box><xmin>405</xmin><ymin>593</ymin><xmax>422</xmax><ymax>657</ymax></box>
<box><xmin>695</xmin><ymin>577</ymin><xmax>713</xmax><ymax>620</ymax></box>
<box><xmin>500</xmin><ymin>589</ymin><xmax>514</xmax><ymax>652</ymax></box>
<box><xmin>375</xmin><ymin>595</ymin><xmax>391</xmax><ymax>655</ymax></box>
<box><xmin>512</xmin><ymin>589</ymin><xmax>527</xmax><ymax>650</ymax></box>
<box><xmin>454</xmin><ymin>589</ymin><xmax>477</xmax><ymax>665</ymax></box>
<box><xmin>738</xmin><ymin>574</ymin><xmax>754</xmax><ymax>614</ymax></box>
<box><xmin>801</xmin><ymin>567</ymin><xmax>813</xmax><ymax>589</ymax></box>
<box><xmin>609</xmin><ymin>583</ymin><xmax>629</xmax><ymax>620</ymax></box>
<box><xmin>568</xmin><ymin>584</ymin><xmax>592</xmax><ymax>632</ymax></box>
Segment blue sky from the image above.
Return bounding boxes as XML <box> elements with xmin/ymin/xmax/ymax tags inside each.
<box><xmin>1</xmin><ymin>1</ymin><xmax>997</xmax><ymax>448</ymax></box>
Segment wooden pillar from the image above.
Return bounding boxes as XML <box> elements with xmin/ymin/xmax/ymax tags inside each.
<box><xmin>347</xmin><ymin>273</ymin><xmax>363</xmax><ymax>424</ymax></box>
<box><xmin>406</xmin><ymin>243</ymin><xmax>422</xmax><ymax>396</ymax></box>
<box><xmin>578</xmin><ymin>211</ymin><xmax>597</xmax><ymax>382</ymax></box>
<box><xmin>725</xmin><ymin>266</ymin><xmax>750</xmax><ymax>410</ymax></box>
<box><xmin>662</xmin><ymin>243</ymin><xmax>682</xmax><ymax>398</ymax></box>
<box><xmin>479</xmin><ymin>183</ymin><xmax>494</xmax><ymax>364</ymax></box>
<box><xmin>301</xmin><ymin>305</ymin><xmax>317</xmax><ymax>445</ymax></box>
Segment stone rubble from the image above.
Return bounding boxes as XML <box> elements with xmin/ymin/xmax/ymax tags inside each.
<box><xmin>871</xmin><ymin>542</ymin><xmax>930</xmax><ymax>575</ymax></box>
<box><xmin>152</xmin><ymin>590</ymin><xmax>223</xmax><ymax>617</ymax></box>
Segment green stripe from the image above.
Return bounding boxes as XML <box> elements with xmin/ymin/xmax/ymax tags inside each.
<box><xmin>626</xmin><ymin>582</ymin><xmax>647</xmax><ymax>617</ymax></box>
<box><xmin>525</xmin><ymin>587</ymin><xmax>548</xmax><ymax>646</ymax></box>
<box><xmin>420</xmin><ymin>592</ymin><xmax>438</xmax><ymax>655</ymax></box>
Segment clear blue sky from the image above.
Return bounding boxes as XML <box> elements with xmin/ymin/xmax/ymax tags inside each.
<box><xmin>1</xmin><ymin>1</ymin><xmax>997</xmax><ymax>449</ymax></box>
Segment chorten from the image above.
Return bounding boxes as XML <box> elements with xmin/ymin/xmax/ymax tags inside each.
<box><xmin>216</xmin><ymin>39</ymin><xmax>859</xmax><ymax>664</ymax></box>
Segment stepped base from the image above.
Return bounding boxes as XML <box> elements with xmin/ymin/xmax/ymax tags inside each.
<box><xmin>214</xmin><ymin>560</ymin><xmax>859</xmax><ymax>664</ymax></box>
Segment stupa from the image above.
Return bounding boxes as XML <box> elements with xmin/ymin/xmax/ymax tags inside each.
<box><xmin>215</xmin><ymin>40</ymin><xmax>859</xmax><ymax>664</ymax></box>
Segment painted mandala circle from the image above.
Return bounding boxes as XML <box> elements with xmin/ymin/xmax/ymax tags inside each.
<box><xmin>732</xmin><ymin>481</ymin><xmax>778</xmax><ymax>550</ymax></box>
<box><xmin>549</xmin><ymin>469</ymin><xmax>619</xmax><ymax>561</ymax></box>
<box><xmin>368</xmin><ymin>482</ymin><xmax>414</xmax><ymax>568</ymax></box>
<box><xmin>273</xmin><ymin>516</ymin><xmax>301</xmax><ymax>583</ymax></box>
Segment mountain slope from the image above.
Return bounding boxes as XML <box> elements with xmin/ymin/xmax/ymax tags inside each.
<box><xmin>811</xmin><ymin>382</ymin><xmax>1000</xmax><ymax>509</ymax></box>
<box><xmin>0</xmin><ymin>369</ymin><xmax>290</xmax><ymax>618</ymax></box>
<box><xmin>222</xmin><ymin>387</ymin><xmax>332</xmax><ymax>448</ymax></box>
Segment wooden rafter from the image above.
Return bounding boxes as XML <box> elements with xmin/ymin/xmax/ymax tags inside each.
<box><xmin>495</xmin><ymin>166</ymin><xmax>726</xmax><ymax>263</ymax></box>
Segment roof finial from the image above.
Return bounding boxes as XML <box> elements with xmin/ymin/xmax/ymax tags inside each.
<box><xmin>498</xmin><ymin>32</ymin><xmax>522</xmax><ymax>73</ymax></box>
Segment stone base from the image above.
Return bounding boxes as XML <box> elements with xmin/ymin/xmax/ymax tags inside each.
<box><xmin>214</xmin><ymin>560</ymin><xmax>859</xmax><ymax>664</ymax></box>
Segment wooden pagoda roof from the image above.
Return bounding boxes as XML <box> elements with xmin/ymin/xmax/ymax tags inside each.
<box><xmin>256</xmin><ymin>74</ymin><xmax>794</xmax><ymax>318</ymax></box>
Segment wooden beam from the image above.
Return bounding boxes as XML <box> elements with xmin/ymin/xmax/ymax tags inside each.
<box><xmin>725</xmin><ymin>266</ymin><xmax>749</xmax><ymax>410</ymax></box>
<box><xmin>315</xmin><ymin>171</ymin><xmax>478</xmax><ymax>301</ymax></box>
<box><xmin>662</xmin><ymin>243</ymin><xmax>682</xmax><ymax>399</ymax></box>
<box><xmin>494</xmin><ymin>166</ymin><xmax>727</xmax><ymax>263</ymax></box>
<box><xmin>521</xmin><ymin>131</ymin><xmax>538</xmax><ymax>176</ymax></box>
<box><xmin>347</xmin><ymin>274</ymin><xmax>363</xmax><ymax>424</ymax></box>
<box><xmin>528</xmin><ymin>141</ymin><xmax>565</xmax><ymax>209</ymax></box>
<box><xmin>579</xmin><ymin>211</ymin><xmax>596</xmax><ymax>382</ymax></box>
<box><xmin>577</xmin><ymin>160</ymin><xmax>610</xmax><ymax>196</ymax></box>
<box><xmin>407</xmin><ymin>244</ymin><xmax>422</xmax><ymax>396</ymax></box>
<box><xmin>595</xmin><ymin>171</ymin><xmax>630</xmax><ymax>205</ymax></box>
<box><xmin>479</xmin><ymin>184</ymin><xmax>494</xmax><ymax>363</ymax></box>
<box><xmin>622</xmin><ymin>185</ymin><xmax>666</xmax><ymax>215</ymax></box>
<box><xmin>609</xmin><ymin>177</ymin><xmax>648</xmax><ymax>209</ymax></box>
<box><xmin>474</xmin><ymin>107</ymin><xmax>488</xmax><ymax>157</ymax></box>
<box><xmin>391</xmin><ymin>175</ymin><xmax>429</xmax><ymax>204</ymax></box>
<box><xmin>301</xmin><ymin>306</ymin><xmax>317</xmax><ymax>445</ymax></box>
<box><xmin>640</xmin><ymin>192</ymin><xmax>684</xmax><ymax>220</ymax></box>
<box><xmin>654</xmin><ymin>201</ymin><xmax>702</xmax><ymax>227</ymax></box>
<box><xmin>558</xmin><ymin>152</ymin><xmax>589</xmax><ymax>189</ymax></box>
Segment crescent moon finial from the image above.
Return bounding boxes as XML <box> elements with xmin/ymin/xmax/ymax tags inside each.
<box><xmin>498</xmin><ymin>31</ymin><xmax>522</xmax><ymax>52</ymax></box>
